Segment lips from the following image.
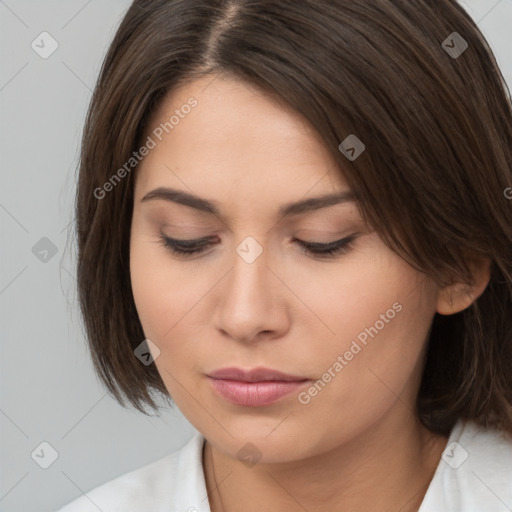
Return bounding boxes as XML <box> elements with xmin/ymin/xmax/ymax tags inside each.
<box><xmin>207</xmin><ymin>367</ymin><xmax>310</xmax><ymax>407</ymax></box>
<box><xmin>207</xmin><ymin>366</ymin><xmax>308</xmax><ymax>383</ymax></box>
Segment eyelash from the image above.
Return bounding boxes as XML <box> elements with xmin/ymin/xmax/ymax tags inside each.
<box><xmin>157</xmin><ymin>234</ymin><xmax>357</xmax><ymax>259</ymax></box>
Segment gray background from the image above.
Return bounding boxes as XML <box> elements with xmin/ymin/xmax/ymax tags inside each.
<box><xmin>0</xmin><ymin>1</ymin><xmax>511</xmax><ymax>511</ymax></box>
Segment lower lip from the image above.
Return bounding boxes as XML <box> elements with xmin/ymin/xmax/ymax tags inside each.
<box><xmin>208</xmin><ymin>377</ymin><xmax>309</xmax><ymax>407</ymax></box>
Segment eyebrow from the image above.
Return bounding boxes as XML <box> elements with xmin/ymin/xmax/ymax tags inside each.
<box><xmin>140</xmin><ymin>187</ymin><xmax>355</xmax><ymax>217</ymax></box>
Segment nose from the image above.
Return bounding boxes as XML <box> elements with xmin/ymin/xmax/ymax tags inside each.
<box><xmin>213</xmin><ymin>242</ymin><xmax>290</xmax><ymax>343</ymax></box>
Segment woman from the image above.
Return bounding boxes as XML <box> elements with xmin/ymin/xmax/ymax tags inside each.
<box><xmin>58</xmin><ymin>0</ymin><xmax>512</xmax><ymax>510</ymax></box>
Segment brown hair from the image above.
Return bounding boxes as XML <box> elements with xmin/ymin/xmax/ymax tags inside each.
<box><xmin>75</xmin><ymin>0</ymin><xmax>512</xmax><ymax>436</ymax></box>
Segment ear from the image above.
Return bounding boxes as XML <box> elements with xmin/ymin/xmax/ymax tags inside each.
<box><xmin>436</xmin><ymin>257</ymin><xmax>491</xmax><ymax>315</ymax></box>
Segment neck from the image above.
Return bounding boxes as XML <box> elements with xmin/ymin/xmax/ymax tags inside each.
<box><xmin>203</xmin><ymin>409</ymin><xmax>449</xmax><ymax>512</ymax></box>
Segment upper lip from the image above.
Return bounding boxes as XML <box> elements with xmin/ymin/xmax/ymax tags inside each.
<box><xmin>207</xmin><ymin>367</ymin><xmax>308</xmax><ymax>382</ymax></box>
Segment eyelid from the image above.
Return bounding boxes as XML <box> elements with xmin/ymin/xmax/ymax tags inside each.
<box><xmin>163</xmin><ymin>235</ymin><xmax>212</xmax><ymax>244</ymax></box>
<box><xmin>158</xmin><ymin>233</ymin><xmax>358</xmax><ymax>259</ymax></box>
<box><xmin>292</xmin><ymin>234</ymin><xmax>357</xmax><ymax>257</ymax></box>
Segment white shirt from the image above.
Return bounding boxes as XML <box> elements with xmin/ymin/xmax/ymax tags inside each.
<box><xmin>56</xmin><ymin>420</ymin><xmax>512</xmax><ymax>512</ymax></box>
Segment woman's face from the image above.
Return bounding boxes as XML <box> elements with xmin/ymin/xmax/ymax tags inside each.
<box><xmin>130</xmin><ymin>74</ymin><xmax>441</xmax><ymax>463</ymax></box>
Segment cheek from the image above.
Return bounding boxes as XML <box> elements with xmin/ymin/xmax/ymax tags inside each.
<box><xmin>129</xmin><ymin>243</ymin><xmax>206</xmax><ymax>408</ymax></box>
<box><xmin>294</xmin><ymin>249</ymin><xmax>437</xmax><ymax>406</ymax></box>
<box><xmin>130</xmin><ymin>233</ymin><xmax>187</xmax><ymax>343</ymax></box>
<box><xmin>282</xmin><ymin>248</ymin><xmax>425</xmax><ymax>359</ymax></box>
<box><xmin>130</xmin><ymin>236</ymin><xmax>166</xmax><ymax>336</ymax></box>
<box><xmin>308</xmin><ymin>273</ymin><xmax>436</xmax><ymax>418</ymax></box>
<box><xmin>129</xmin><ymin>233</ymin><xmax>219</xmax><ymax>360</ymax></box>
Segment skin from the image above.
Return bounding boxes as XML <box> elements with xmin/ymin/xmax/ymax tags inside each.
<box><xmin>129</xmin><ymin>74</ymin><xmax>490</xmax><ymax>512</ymax></box>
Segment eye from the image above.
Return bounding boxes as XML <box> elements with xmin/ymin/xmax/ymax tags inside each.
<box><xmin>292</xmin><ymin>234</ymin><xmax>357</xmax><ymax>258</ymax></box>
<box><xmin>158</xmin><ymin>235</ymin><xmax>214</xmax><ymax>256</ymax></box>
<box><xmin>157</xmin><ymin>234</ymin><xmax>358</xmax><ymax>259</ymax></box>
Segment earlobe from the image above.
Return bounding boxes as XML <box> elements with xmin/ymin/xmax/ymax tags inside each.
<box><xmin>436</xmin><ymin>258</ymin><xmax>491</xmax><ymax>316</ymax></box>
<box><xmin>436</xmin><ymin>283</ymin><xmax>474</xmax><ymax>315</ymax></box>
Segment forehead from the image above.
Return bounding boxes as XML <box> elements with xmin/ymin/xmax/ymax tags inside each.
<box><xmin>134</xmin><ymin>74</ymin><xmax>350</xmax><ymax>222</ymax></box>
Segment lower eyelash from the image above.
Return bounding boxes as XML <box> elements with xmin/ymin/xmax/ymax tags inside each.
<box><xmin>158</xmin><ymin>235</ymin><xmax>357</xmax><ymax>258</ymax></box>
